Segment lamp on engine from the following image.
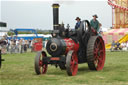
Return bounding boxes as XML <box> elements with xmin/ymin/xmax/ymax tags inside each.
<box><xmin>34</xmin><ymin>3</ymin><xmax>106</xmax><ymax>76</ymax></box>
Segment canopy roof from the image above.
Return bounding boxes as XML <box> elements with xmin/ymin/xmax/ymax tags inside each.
<box><xmin>103</xmin><ymin>28</ymin><xmax>128</xmax><ymax>35</ymax></box>
<box><xmin>13</xmin><ymin>28</ymin><xmax>38</xmax><ymax>37</ymax></box>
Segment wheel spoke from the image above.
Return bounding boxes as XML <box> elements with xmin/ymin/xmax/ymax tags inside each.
<box><xmin>94</xmin><ymin>47</ymin><xmax>99</xmax><ymax>52</ymax></box>
<box><xmin>71</xmin><ymin>60</ymin><xmax>75</xmax><ymax>69</ymax></box>
<box><xmin>95</xmin><ymin>41</ymin><xmax>98</xmax><ymax>48</ymax></box>
<box><xmin>39</xmin><ymin>60</ymin><xmax>42</xmax><ymax>66</ymax></box>
<box><xmin>71</xmin><ymin>60</ymin><xmax>74</xmax><ymax>65</ymax></box>
<box><xmin>94</xmin><ymin>50</ymin><xmax>97</xmax><ymax>54</ymax></box>
<box><xmin>100</xmin><ymin>50</ymin><xmax>103</xmax><ymax>53</ymax></box>
<box><xmin>42</xmin><ymin>65</ymin><xmax>46</xmax><ymax>73</ymax></box>
<box><xmin>98</xmin><ymin>41</ymin><xmax>100</xmax><ymax>47</ymax></box>
<box><xmin>98</xmin><ymin>57</ymin><xmax>102</xmax><ymax>62</ymax></box>
<box><xmin>94</xmin><ymin>55</ymin><xmax>98</xmax><ymax>59</ymax></box>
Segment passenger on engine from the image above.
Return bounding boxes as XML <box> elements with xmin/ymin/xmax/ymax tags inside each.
<box><xmin>90</xmin><ymin>14</ymin><xmax>100</xmax><ymax>33</ymax></box>
<box><xmin>75</xmin><ymin>17</ymin><xmax>81</xmax><ymax>30</ymax></box>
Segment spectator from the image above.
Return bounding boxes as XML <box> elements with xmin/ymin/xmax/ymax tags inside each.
<box><xmin>115</xmin><ymin>41</ymin><xmax>122</xmax><ymax>50</ymax></box>
<box><xmin>6</xmin><ymin>39</ymin><xmax>10</xmax><ymax>52</ymax></box>
<box><xmin>99</xmin><ymin>23</ymin><xmax>103</xmax><ymax>35</ymax></box>
<box><xmin>121</xmin><ymin>42</ymin><xmax>126</xmax><ymax>48</ymax></box>
<box><xmin>121</xmin><ymin>41</ymin><xmax>128</xmax><ymax>51</ymax></box>
<box><xmin>28</xmin><ymin>39</ymin><xmax>31</xmax><ymax>48</ymax></box>
<box><xmin>15</xmin><ymin>39</ymin><xmax>19</xmax><ymax>53</ymax></box>
<box><xmin>24</xmin><ymin>40</ymin><xmax>28</xmax><ymax>52</ymax></box>
<box><xmin>30</xmin><ymin>39</ymin><xmax>34</xmax><ymax>52</ymax></box>
<box><xmin>126</xmin><ymin>41</ymin><xmax>128</xmax><ymax>50</ymax></box>
<box><xmin>110</xmin><ymin>40</ymin><xmax>116</xmax><ymax>51</ymax></box>
<box><xmin>0</xmin><ymin>38</ymin><xmax>7</xmax><ymax>54</ymax></box>
<box><xmin>10</xmin><ymin>39</ymin><xmax>15</xmax><ymax>54</ymax></box>
<box><xmin>20</xmin><ymin>39</ymin><xmax>25</xmax><ymax>53</ymax></box>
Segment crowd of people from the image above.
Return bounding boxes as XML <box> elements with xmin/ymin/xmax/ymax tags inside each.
<box><xmin>110</xmin><ymin>40</ymin><xmax>128</xmax><ymax>51</ymax></box>
<box><xmin>0</xmin><ymin>38</ymin><xmax>35</xmax><ymax>54</ymax></box>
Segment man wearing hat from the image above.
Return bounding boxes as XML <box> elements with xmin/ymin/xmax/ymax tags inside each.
<box><xmin>75</xmin><ymin>17</ymin><xmax>81</xmax><ymax>30</ymax></box>
<box><xmin>90</xmin><ymin>14</ymin><xmax>100</xmax><ymax>33</ymax></box>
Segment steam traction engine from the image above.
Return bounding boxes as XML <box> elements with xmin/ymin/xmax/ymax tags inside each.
<box><xmin>34</xmin><ymin>4</ymin><xmax>105</xmax><ymax>76</ymax></box>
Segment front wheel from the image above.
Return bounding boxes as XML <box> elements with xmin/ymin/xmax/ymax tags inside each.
<box><xmin>35</xmin><ymin>51</ymin><xmax>48</xmax><ymax>75</ymax></box>
<box><xmin>66</xmin><ymin>51</ymin><xmax>78</xmax><ymax>76</ymax></box>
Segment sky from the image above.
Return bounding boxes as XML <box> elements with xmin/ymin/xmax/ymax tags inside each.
<box><xmin>0</xmin><ymin>0</ymin><xmax>112</xmax><ymax>30</ymax></box>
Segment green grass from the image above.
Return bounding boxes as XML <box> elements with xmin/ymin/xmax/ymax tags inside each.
<box><xmin>0</xmin><ymin>51</ymin><xmax>128</xmax><ymax>85</ymax></box>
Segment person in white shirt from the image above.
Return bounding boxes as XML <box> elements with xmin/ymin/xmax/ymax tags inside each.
<box><xmin>20</xmin><ymin>38</ymin><xmax>25</xmax><ymax>53</ymax></box>
<box><xmin>121</xmin><ymin>42</ymin><xmax>125</xmax><ymax>48</ymax></box>
<box><xmin>10</xmin><ymin>39</ymin><xmax>15</xmax><ymax>53</ymax></box>
<box><xmin>16</xmin><ymin>39</ymin><xmax>19</xmax><ymax>53</ymax></box>
<box><xmin>121</xmin><ymin>41</ymin><xmax>127</xmax><ymax>51</ymax></box>
<box><xmin>126</xmin><ymin>41</ymin><xmax>128</xmax><ymax>50</ymax></box>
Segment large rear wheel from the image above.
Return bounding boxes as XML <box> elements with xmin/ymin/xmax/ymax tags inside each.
<box><xmin>87</xmin><ymin>36</ymin><xmax>105</xmax><ymax>71</ymax></box>
<box><xmin>66</xmin><ymin>51</ymin><xmax>78</xmax><ymax>76</ymax></box>
<box><xmin>35</xmin><ymin>51</ymin><xmax>48</xmax><ymax>75</ymax></box>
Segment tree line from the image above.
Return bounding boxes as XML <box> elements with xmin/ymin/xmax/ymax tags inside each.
<box><xmin>7</xmin><ymin>29</ymin><xmax>52</xmax><ymax>36</ymax></box>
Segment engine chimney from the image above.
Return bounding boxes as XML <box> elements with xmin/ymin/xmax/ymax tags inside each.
<box><xmin>52</xmin><ymin>4</ymin><xmax>60</xmax><ymax>30</ymax></box>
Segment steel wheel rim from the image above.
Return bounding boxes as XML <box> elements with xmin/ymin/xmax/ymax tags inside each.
<box><xmin>39</xmin><ymin>53</ymin><xmax>47</xmax><ymax>74</ymax></box>
<box><xmin>93</xmin><ymin>37</ymin><xmax>105</xmax><ymax>71</ymax></box>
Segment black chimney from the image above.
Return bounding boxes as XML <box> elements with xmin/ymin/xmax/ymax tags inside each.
<box><xmin>52</xmin><ymin>4</ymin><xmax>60</xmax><ymax>30</ymax></box>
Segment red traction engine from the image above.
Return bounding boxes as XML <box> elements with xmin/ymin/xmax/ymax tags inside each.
<box><xmin>34</xmin><ymin>4</ymin><xmax>106</xmax><ymax>76</ymax></box>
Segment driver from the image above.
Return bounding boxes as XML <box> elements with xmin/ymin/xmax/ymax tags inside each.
<box><xmin>75</xmin><ymin>17</ymin><xmax>81</xmax><ymax>30</ymax></box>
<box><xmin>90</xmin><ymin>14</ymin><xmax>100</xmax><ymax>33</ymax></box>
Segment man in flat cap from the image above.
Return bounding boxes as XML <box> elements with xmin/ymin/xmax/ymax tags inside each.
<box><xmin>75</xmin><ymin>17</ymin><xmax>81</xmax><ymax>30</ymax></box>
<box><xmin>90</xmin><ymin>14</ymin><xmax>100</xmax><ymax>33</ymax></box>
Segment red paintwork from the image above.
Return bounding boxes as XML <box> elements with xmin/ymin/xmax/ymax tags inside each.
<box><xmin>63</xmin><ymin>38</ymin><xmax>79</xmax><ymax>76</ymax></box>
<box><xmin>34</xmin><ymin>43</ymin><xmax>43</xmax><ymax>51</ymax></box>
<box><xmin>33</xmin><ymin>38</ymin><xmax>43</xmax><ymax>51</ymax></box>
<box><xmin>50</xmin><ymin>57</ymin><xmax>60</xmax><ymax>60</ymax></box>
<box><xmin>70</xmin><ymin>52</ymin><xmax>78</xmax><ymax>76</ymax></box>
<box><xmin>63</xmin><ymin>38</ymin><xmax>79</xmax><ymax>54</ymax></box>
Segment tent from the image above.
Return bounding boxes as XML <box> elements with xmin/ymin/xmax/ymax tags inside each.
<box><xmin>102</xmin><ymin>28</ymin><xmax>128</xmax><ymax>49</ymax></box>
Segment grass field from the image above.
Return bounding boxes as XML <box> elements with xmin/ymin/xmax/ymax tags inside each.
<box><xmin>0</xmin><ymin>51</ymin><xmax>128</xmax><ymax>85</ymax></box>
